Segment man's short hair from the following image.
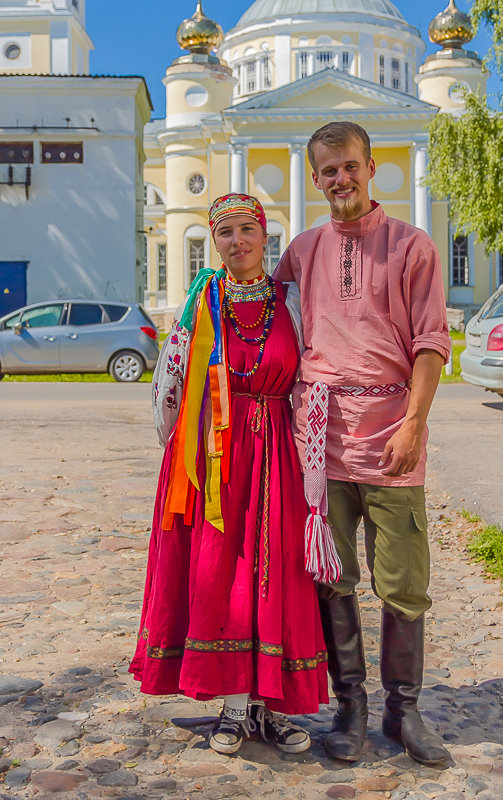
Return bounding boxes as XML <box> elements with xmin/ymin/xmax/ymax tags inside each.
<box><xmin>307</xmin><ymin>121</ymin><xmax>371</xmax><ymax>170</ymax></box>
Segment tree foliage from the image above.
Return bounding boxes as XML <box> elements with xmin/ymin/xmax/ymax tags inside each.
<box><xmin>427</xmin><ymin>91</ymin><xmax>503</xmax><ymax>252</ymax></box>
<box><xmin>426</xmin><ymin>0</ymin><xmax>503</xmax><ymax>253</ymax></box>
<box><xmin>471</xmin><ymin>0</ymin><xmax>503</xmax><ymax>79</ymax></box>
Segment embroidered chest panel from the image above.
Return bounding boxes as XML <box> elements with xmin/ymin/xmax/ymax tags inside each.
<box><xmin>339</xmin><ymin>235</ymin><xmax>362</xmax><ymax>300</ymax></box>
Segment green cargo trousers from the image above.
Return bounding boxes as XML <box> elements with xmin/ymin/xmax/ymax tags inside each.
<box><xmin>323</xmin><ymin>480</ymin><xmax>431</xmax><ymax>621</ymax></box>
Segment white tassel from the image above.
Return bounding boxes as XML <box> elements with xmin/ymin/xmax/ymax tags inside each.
<box><xmin>305</xmin><ymin>509</ymin><xmax>342</xmax><ymax>584</ymax></box>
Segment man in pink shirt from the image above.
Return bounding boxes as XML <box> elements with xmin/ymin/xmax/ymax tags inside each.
<box><xmin>274</xmin><ymin>122</ymin><xmax>451</xmax><ymax>768</ymax></box>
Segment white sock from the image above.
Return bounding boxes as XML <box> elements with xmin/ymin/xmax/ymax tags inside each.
<box><xmin>223</xmin><ymin>693</ymin><xmax>249</xmax><ymax>720</ymax></box>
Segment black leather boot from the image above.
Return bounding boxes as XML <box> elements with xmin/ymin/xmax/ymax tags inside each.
<box><xmin>380</xmin><ymin>609</ymin><xmax>450</xmax><ymax>768</ymax></box>
<box><xmin>318</xmin><ymin>592</ymin><xmax>368</xmax><ymax>761</ymax></box>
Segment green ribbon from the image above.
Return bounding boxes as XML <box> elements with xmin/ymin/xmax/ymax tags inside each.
<box><xmin>180</xmin><ymin>267</ymin><xmax>226</xmax><ymax>332</ymax></box>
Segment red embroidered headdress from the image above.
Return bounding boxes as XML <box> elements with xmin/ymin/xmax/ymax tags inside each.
<box><xmin>209</xmin><ymin>193</ymin><xmax>267</xmax><ymax>236</ymax></box>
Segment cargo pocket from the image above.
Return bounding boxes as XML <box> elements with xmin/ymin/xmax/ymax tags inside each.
<box><xmin>406</xmin><ymin>504</ymin><xmax>430</xmax><ymax>597</ymax></box>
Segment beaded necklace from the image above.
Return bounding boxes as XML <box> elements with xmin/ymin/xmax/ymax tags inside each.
<box><xmin>223</xmin><ymin>274</ymin><xmax>276</xmax><ymax>378</ymax></box>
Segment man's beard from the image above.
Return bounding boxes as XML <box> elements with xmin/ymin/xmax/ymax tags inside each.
<box><xmin>330</xmin><ymin>189</ymin><xmax>362</xmax><ymax>221</ymax></box>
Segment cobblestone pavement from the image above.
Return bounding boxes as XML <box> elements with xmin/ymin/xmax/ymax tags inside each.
<box><xmin>0</xmin><ymin>383</ymin><xmax>502</xmax><ymax>800</ymax></box>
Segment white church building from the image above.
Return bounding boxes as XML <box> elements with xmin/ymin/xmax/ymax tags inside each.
<box><xmin>0</xmin><ymin>0</ymin><xmax>151</xmax><ymax>316</ymax></box>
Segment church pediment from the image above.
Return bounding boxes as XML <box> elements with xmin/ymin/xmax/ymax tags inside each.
<box><xmin>232</xmin><ymin>68</ymin><xmax>433</xmax><ymax>112</ymax></box>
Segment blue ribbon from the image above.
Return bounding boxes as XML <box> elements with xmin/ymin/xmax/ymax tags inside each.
<box><xmin>180</xmin><ymin>267</ymin><xmax>225</xmax><ymax>332</ymax></box>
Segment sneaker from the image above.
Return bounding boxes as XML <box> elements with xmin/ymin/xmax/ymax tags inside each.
<box><xmin>249</xmin><ymin>702</ymin><xmax>311</xmax><ymax>753</ymax></box>
<box><xmin>209</xmin><ymin>707</ymin><xmax>254</xmax><ymax>754</ymax></box>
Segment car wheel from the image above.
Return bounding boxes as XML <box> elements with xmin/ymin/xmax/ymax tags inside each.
<box><xmin>109</xmin><ymin>350</ymin><xmax>145</xmax><ymax>382</ymax></box>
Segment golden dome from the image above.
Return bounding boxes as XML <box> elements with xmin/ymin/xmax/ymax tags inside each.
<box><xmin>176</xmin><ymin>2</ymin><xmax>224</xmax><ymax>55</ymax></box>
<box><xmin>428</xmin><ymin>0</ymin><xmax>474</xmax><ymax>49</ymax></box>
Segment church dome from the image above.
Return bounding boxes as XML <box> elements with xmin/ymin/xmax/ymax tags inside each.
<box><xmin>177</xmin><ymin>1</ymin><xmax>224</xmax><ymax>55</ymax></box>
<box><xmin>236</xmin><ymin>0</ymin><xmax>406</xmax><ymax>26</ymax></box>
<box><xmin>428</xmin><ymin>0</ymin><xmax>473</xmax><ymax>49</ymax></box>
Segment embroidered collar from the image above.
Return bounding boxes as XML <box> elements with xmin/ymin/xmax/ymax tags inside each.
<box><xmin>330</xmin><ymin>201</ymin><xmax>385</xmax><ymax>237</ymax></box>
<box><xmin>224</xmin><ymin>273</ymin><xmax>271</xmax><ymax>303</ymax></box>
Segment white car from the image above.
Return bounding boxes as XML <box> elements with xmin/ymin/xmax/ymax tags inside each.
<box><xmin>460</xmin><ymin>285</ymin><xmax>503</xmax><ymax>396</ymax></box>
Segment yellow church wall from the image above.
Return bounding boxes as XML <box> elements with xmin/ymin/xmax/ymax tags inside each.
<box><xmin>166</xmin><ymin>78</ymin><xmax>233</xmax><ymax>117</ymax></box>
<box><xmin>431</xmin><ymin>201</ymin><xmax>450</xmax><ymax>293</ymax></box>
<box><xmin>209</xmin><ymin>150</ymin><xmax>230</xmax><ymax>200</ymax></box>
<box><xmin>144</xmin><ymin>164</ymin><xmax>165</xmax><ymax>195</ymax></box>
<box><xmin>230</xmin><ymin>36</ymin><xmax>275</xmax><ymax>60</ymax></box>
<box><xmin>473</xmin><ymin>242</ymin><xmax>491</xmax><ymax>305</ymax></box>
<box><xmin>166</xmin><ymin>211</ymin><xmax>205</xmax><ymax>307</ymax></box>
<box><xmin>379</xmin><ymin>203</ymin><xmax>411</xmax><ymax>224</ymax></box>
<box><xmin>306</xmin><ymin>206</ymin><xmax>331</xmax><ymax>230</ymax></box>
<box><xmin>248</xmin><ymin>148</ymin><xmax>290</xmax><ymax>204</ymax></box>
<box><xmin>30</xmin><ymin>33</ymin><xmax>50</xmax><ymax>73</ymax></box>
<box><xmin>372</xmin><ymin>147</ymin><xmax>410</xmax><ymax>204</ymax></box>
<box><xmin>146</xmin><ymin>234</ymin><xmax>165</xmax><ymax>302</ymax></box>
<box><xmin>165</xmin><ymin>153</ymin><xmax>208</xmax><ymax>209</ymax></box>
<box><xmin>0</xmin><ymin>23</ymin><xmax>51</xmax><ymax>73</ymax></box>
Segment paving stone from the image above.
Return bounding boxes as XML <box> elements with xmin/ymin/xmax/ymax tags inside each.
<box><xmin>31</xmin><ymin>771</ymin><xmax>87</xmax><ymax>792</ymax></box>
<box><xmin>86</xmin><ymin>758</ymin><xmax>123</xmax><ymax>774</ymax></box>
<box><xmin>357</xmin><ymin>776</ymin><xmax>400</xmax><ymax>791</ymax></box>
<box><xmin>4</xmin><ymin>767</ymin><xmax>32</xmax><ymax>788</ymax></box>
<box><xmin>318</xmin><ymin>769</ymin><xmax>356</xmax><ymax>784</ymax></box>
<box><xmin>55</xmin><ymin>759</ymin><xmax>81</xmax><ymax>770</ymax></box>
<box><xmin>97</xmin><ymin>769</ymin><xmax>139</xmax><ymax>787</ymax></box>
<box><xmin>148</xmin><ymin>778</ymin><xmax>177</xmax><ymax>791</ymax></box>
<box><xmin>57</xmin><ymin>711</ymin><xmax>89</xmax><ymax>722</ymax></box>
<box><xmin>177</xmin><ymin>763</ymin><xmax>230</xmax><ymax>777</ymax></box>
<box><xmin>325</xmin><ymin>785</ymin><xmax>356</xmax><ymax>799</ymax></box>
<box><xmin>22</xmin><ymin>757</ymin><xmax>53</xmax><ymax>769</ymax></box>
<box><xmin>34</xmin><ymin>719</ymin><xmax>82</xmax><ymax>748</ymax></box>
<box><xmin>0</xmin><ymin>676</ymin><xmax>43</xmax><ymax>696</ymax></box>
<box><xmin>58</xmin><ymin>739</ymin><xmax>82</xmax><ymax>756</ymax></box>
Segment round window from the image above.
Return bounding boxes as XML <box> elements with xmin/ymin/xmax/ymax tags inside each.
<box><xmin>188</xmin><ymin>174</ymin><xmax>205</xmax><ymax>195</ymax></box>
<box><xmin>5</xmin><ymin>43</ymin><xmax>21</xmax><ymax>60</ymax></box>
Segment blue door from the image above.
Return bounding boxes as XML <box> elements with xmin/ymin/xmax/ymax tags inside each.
<box><xmin>0</xmin><ymin>261</ymin><xmax>28</xmax><ymax>316</ymax></box>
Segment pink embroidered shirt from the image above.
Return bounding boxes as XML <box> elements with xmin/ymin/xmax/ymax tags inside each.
<box><xmin>273</xmin><ymin>202</ymin><xmax>451</xmax><ymax>487</ymax></box>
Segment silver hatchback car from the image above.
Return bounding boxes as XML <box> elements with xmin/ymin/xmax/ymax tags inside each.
<box><xmin>0</xmin><ymin>300</ymin><xmax>159</xmax><ymax>382</ymax></box>
<box><xmin>460</xmin><ymin>285</ymin><xmax>503</xmax><ymax>396</ymax></box>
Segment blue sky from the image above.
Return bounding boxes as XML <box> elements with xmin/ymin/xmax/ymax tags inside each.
<box><xmin>87</xmin><ymin>0</ymin><xmax>501</xmax><ymax>116</ymax></box>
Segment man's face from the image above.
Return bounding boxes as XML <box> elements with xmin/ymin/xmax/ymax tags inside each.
<box><xmin>311</xmin><ymin>139</ymin><xmax>376</xmax><ymax>221</ymax></box>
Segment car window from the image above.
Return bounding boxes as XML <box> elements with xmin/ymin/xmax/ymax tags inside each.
<box><xmin>479</xmin><ymin>289</ymin><xmax>503</xmax><ymax>321</ymax></box>
<box><xmin>3</xmin><ymin>311</ymin><xmax>22</xmax><ymax>330</ymax></box>
<box><xmin>21</xmin><ymin>305</ymin><xmax>64</xmax><ymax>328</ymax></box>
<box><xmin>138</xmin><ymin>305</ymin><xmax>156</xmax><ymax>328</ymax></box>
<box><xmin>68</xmin><ymin>303</ymin><xmax>104</xmax><ymax>326</ymax></box>
<box><xmin>103</xmin><ymin>304</ymin><xmax>129</xmax><ymax>322</ymax></box>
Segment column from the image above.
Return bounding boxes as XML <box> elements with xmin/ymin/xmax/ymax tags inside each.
<box><xmin>230</xmin><ymin>144</ymin><xmax>248</xmax><ymax>193</ymax></box>
<box><xmin>414</xmin><ymin>144</ymin><xmax>432</xmax><ymax>236</ymax></box>
<box><xmin>289</xmin><ymin>144</ymin><xmax>306</xmax><ymax>241</ymax></box>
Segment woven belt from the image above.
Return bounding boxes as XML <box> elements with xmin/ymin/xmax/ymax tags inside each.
<box><xmin>330</xmin><ymin>380</ymin><xmax>410</xmax><ymax>397</ymax></box>
<box><xmin>231</xmin><ymin>392</ymin><xmax>288</xmax><ymax>597</ymax></box>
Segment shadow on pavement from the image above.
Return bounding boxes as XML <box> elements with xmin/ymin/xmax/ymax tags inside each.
<box><xmin>482</xmin><ymin>401</ymin><xmax>503</xmax><ymax>412</ymax></box>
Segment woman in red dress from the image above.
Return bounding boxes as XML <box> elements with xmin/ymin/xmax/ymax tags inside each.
<box><xmin>130</xmin><ymin>194</ymin><xmax>328</xmax><ymax>755</ymax></box>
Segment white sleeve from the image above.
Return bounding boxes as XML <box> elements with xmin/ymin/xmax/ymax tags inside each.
<box><xmin>284</xmin><ymin>281</ymin><xmax>305</xmax><ymax>355</ymax></box>
<box><xmin>152</xmin><ymin>299</ymin><xmax>191</xmax><ymax>448</ymax></box>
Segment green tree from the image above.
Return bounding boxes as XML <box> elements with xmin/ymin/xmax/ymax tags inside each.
<box><xmin>426</xmin><ymin>0</ymin><xmax>503</xmax><ymax>253</ymax></box>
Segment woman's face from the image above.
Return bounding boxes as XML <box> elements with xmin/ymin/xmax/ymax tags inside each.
<box><xmin>213</xmin><ymin>215</ymin><xmax>267</xmax><ymax>281</ymax></box>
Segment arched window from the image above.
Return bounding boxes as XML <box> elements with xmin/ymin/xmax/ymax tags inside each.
<box><xmin>157</xmin><ymin>243</ymin><xmax>167</xmax><ymax>292</ymax></box>
<box><xmin>184</xmin><ymin>224</ymin><xmax>210</xmax><ymax>290</ymax></box>
<box><xmin>144</xmin><ymin>183</ymin><xmax>165</xmax><ymax>207</ymax></box>
<box><xmin>264</xmin><ymin>221</ymin><xmax>286</xmax><ymax>274</ymax></box>
<box><xmin>452</xmin><ymin>236</ymin><xmax>469</xmax><ymax>286</ymax></box>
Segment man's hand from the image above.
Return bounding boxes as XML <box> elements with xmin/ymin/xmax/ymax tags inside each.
<box><xmin>379</xmin><ymin>420</ymin><xmax>422</xmax><ymax>476</ymax></box>
<box><xmin>378</xmin><ymin>348</ymin><xmax>445</xmax><ymax>478</ymax></box>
